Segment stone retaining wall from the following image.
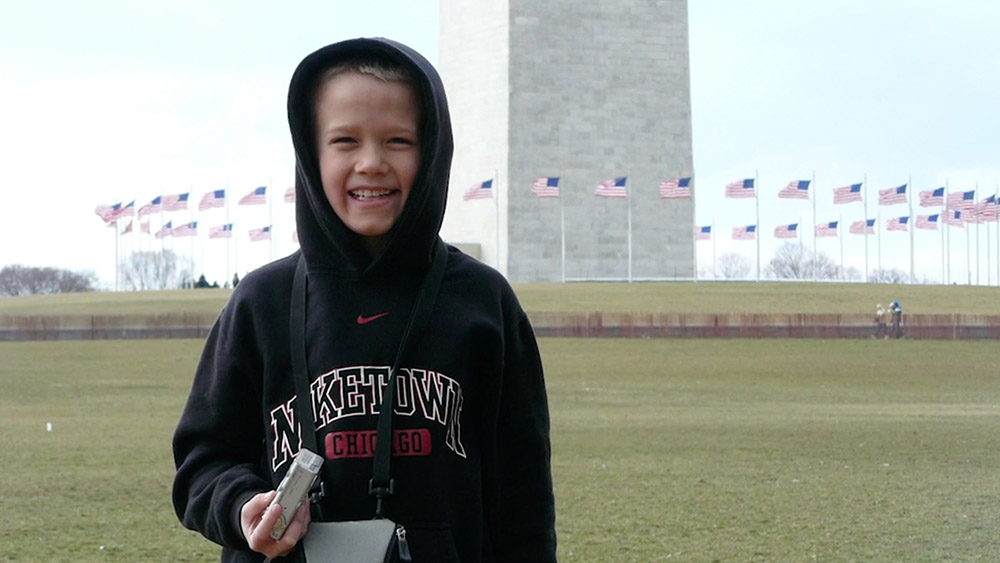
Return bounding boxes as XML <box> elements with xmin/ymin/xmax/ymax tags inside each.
<box><xmin>527</xmin><ymin>312</ymin><xmax>1000</xmax><ymax>339</ymax></box>
<box><xmin>1</xmin><ymin>313</ymin><xmax>998</xmax><ymax>341</ymax></box>
<box><xmin>0</xmin><ymin>314</ymin><xmax>214</xmax><ymax>341</ymax></box>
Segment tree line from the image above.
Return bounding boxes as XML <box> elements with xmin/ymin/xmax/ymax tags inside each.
<box><xmin>4</xmin><ymin>246</ymin><xmax>912</xmax><ymax>296</ymax></box>
<box><xmin>0</xmin><ymin>265</ymin><xmax>97</xmax><ymax>296</ymax></box>
<box><xmin>708</xmin><ymin>242</ymin><xmax>913</xmax><ymax>283</ymax></box>
<box><xmin>1</xmin><ymin>250</ymin><xmax>239</xmax><ymax>296</ymax></box>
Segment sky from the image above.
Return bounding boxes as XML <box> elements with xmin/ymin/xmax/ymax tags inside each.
<box><xmin>2</xmin><ymin>0</ymin><xmax>999</xmax><ymax>288</ymax></box>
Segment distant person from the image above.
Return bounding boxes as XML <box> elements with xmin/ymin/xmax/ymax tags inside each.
<box><xmin>873</xmin><ymin>303</ymin><xmax>887</xmax><ymax>339</ymax></box>
<box><xmin>171</xmin><ymin>37</ymin><xmax>556</xmax><ymax>562</ymax></box>
<box><xmin>889</xmin><ymin>300</ymin><xmax>903</xmax><ymax>338</ymax></box>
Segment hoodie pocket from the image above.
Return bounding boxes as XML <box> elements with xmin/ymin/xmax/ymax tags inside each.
<box><xmin>404</xmin><ymin>523</ymin><xmax>461</xmax><ymax>563</ymax></box>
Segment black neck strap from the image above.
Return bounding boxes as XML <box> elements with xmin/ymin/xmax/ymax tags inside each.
<box><xmin>289</xmin><ymin>240</ymin><xmax>448</xmax><ymax>518</ymax></box>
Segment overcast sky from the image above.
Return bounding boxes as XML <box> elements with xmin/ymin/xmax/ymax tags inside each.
<box><xmin>2</xmin><ymin>0</ymin><xmax>998</xmax><ymax>288</ymax></box>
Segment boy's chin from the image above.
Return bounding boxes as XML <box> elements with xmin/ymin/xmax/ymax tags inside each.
<box><xmin>353</xmin><ymin>230</ymin><xmax>393</xmax><ymax>255</ymax></box>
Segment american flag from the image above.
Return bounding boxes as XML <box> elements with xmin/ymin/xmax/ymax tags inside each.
<box><xmin>595</xmin><ymin>177</ymin><xmax>627</xmax><ymax>198</ymax></box>
<box><xmin>919</xmin><ymin>187</ymin><xmax>945</xmax><ymax>207</ymax></box>
<box><xmin>172</xmin><ymin>221</ymin><xmax>198</xmax><ymax>237</ymax></box>
<box><xmin>878</xmin><ymin>185</ymin><xmax>907</xmax><ymax>206</ymax></box>
<box><xmin>976</xmin><ymin>195</ymin><xmax>999</xmax><ymax>222</ymax></box>
<box><xmin>155</xmin><ymin>221</ymin><xmax>173</xmax><ymax>239</ymax></box>
<box><xmin>138</xmin><ymin>196</ymin><xmax>163</xmax><ymax>217</ymax></box>
<box><xmin>97</xmin><ymin>201</ymin><xmax>134</xmax><ymax>223</ymax></box>
<box><xmin>659</xmin><ymin>177</ymin><xmax>691</xmax><ymax>199</ymax></box>
<box><xmin>120</xmin><ymin>221</ymin><xmax>133</xmax><ymax>235</ymax></box>
<box><xmin>886</xmin><ymin>216</ymin><xmax>909</xmax><ymax>231</ymax></box>
<box><xmin>774</xmin><ymin>223</ymin><xmax>798</xmax><ymax>238</ymax></box>
<box><xmin>107</xmin><ymin>201</ymin><xmax>135</xmax><ymax>222</ymax></box>
<box><xmin>943</xmin><ymin>210</ymin><xmax>964</xmax><ymax>226</ymax></box>
<box><xmin>284</xmin><ymin>186</ymin><xmax>296</xmax><ymax>204</ymax></box>
<box><xmin>732</xmin><ymin>225</ymin><xmax>756</xmax><ymax>240</ymax></box>
<box><xmin>946</xmin><ymin>190</ymin><xmax>976</xmax><ymax>212</ymax></box>
<box><xmin>94</xmin><ymin>204</ymin><xmax>113</xmax><ymax>222</ymax></box>
<box><xmin>199</xmin><ymin>190</ymin><xmax>226</xmax><ymax>211</ymax></box>
<box><xmin>240</xmin><ymin>186</ymin><xmax>268</xmax><ymax>205</ymax></box>
<box><xmin>249</xmin><ymin>226</ymin><xmax>272</xmax><ymax>241</ymax></box>
<box><xmin>849</xmin><ymin>219</ymin><xmax>875</xmax><ymax>235</ymax></box>
<box><xmin>725</xmin><ymin>178</ymin><xmax>755</xmax><ymax>198</ymax></box>
<box><xmin>833</xmin><ymin>183</ymin><xmax>863</xmax><ymax>204</ymax></box>
<box><xmin>695</xmin><ymin>225</ymin><xmax>711</xmax><ymax>240</ymax></box>
<box><xmin>140</xmin><ymin>221</ymin><xmax>150</xmax><ymax>234</ymax></box>
<box><xmin>209</xmin><ymin>224</ymin><xmax>233</xmax><ymax>239</ymax></box>
<box><xmin>163</xmin><ymin>192</ymin><xmax>190</xmax><ymax>211</ymax></box>
<box><xmin>532</xmin><ymin>177</ymin><xmax>560</xmax><ymax>198</ymax></box>
<box><xmin>777</xmin><ymin>180</ymin><xmax>810</xmax><ymax>199</ymax></box>
<box><xmin>915</xmin><ymin>214</ymin><xmax>939</xmax><ymax>230</ymax></box>
<box><xmin>815</xmin><ymin>221</ymin><xmax>838</xmax><ymax>237</ymax></box>
<box><xmin>464</xmin><ymin>179</ymin><xmax>494</xmax><ymax>200</ymax></box>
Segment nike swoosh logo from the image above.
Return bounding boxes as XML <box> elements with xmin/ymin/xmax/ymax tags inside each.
<box><xmin>357</xmin><ymin>312</ymin><xmax>390</xmax><ymax>325</ymax></box>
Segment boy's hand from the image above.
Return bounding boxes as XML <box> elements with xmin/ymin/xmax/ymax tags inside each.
<box><xmin>240</xmin><ymin>490</ymin><xmax>311</xmax><ymax>558</ymax></box>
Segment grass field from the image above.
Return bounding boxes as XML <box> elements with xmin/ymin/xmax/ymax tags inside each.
<box><xmin>2</xmin><ymin>337</ymin><xmax>998</xmax><ymax>561</ymax></box>
<box><xmin>2</xmin><ymin>281</ymin><xmax>1000</xmax><ymax>316</ymax></box>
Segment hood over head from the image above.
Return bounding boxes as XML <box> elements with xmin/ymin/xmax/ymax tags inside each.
<box><xmin>287</xmin><ymin>37</ymin><xmax>453</xmax><ymax>277</ymax></box>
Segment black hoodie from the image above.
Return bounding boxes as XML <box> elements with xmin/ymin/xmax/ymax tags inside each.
<box><xmin>172</xmin><ymin>38</ymin><xmax>557</xmax><ymax>562</ymax></box>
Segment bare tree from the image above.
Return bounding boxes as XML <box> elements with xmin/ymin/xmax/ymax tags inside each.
<box><xmin>766</xmin><ymin>243</ymin><xmax>810</xmax><ymax>279</ymax></box>
<box><xmin>121</xmin><ymin>250</ymin><xmax>189</xmax><ymax>290</ymax></box>
<box><xmin>765</xmin><ymin>243</ymin><xmax>847</xmax><ymax>280</ymax></box>
<box><xmin>0</xmin><ymin>265</ymin><xmax>97</xmax><ymax>296</ymax></box>
<box><xmin>717</xmin><ymin>252</ymin><xmax>752</xmax><ymax>279</ymax></box>
<box><xmin>869</xmin><ymin>268</ymin><xmax>909</xmax><ymax>284</ymax></box>
<box><xmin>842</xmin><ymin>266</ymin><xmax>863</xmax><ymax>281</ymax></box>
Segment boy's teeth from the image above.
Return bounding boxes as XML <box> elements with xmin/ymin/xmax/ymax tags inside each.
<box><xmin>351</xmin><ymin>189</ymin><xmax>391</xmax><ymax>199</ymax></box>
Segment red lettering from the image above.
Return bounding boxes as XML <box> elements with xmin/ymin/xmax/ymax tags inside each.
<box><xmin>325</xmin><ymin>429</ymin><xmax>433</xmax><ymax>459</ymax></box>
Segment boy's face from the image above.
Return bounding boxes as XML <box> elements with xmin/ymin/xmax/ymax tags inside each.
<box><xmin>314</xmin><ymin>71</ymin><xmax>420</xmax><ymax>254</ymax></box>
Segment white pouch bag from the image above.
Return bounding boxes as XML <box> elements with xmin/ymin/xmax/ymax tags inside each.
<box><xmin>303</xmin><ymin>519</ymin><xmax>407</xmax><ymax>563</ymax></box>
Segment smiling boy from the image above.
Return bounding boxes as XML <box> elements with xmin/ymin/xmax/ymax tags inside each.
<box><xmin>313</xmin><ymin>63</ymin><xmax>420</xmax><ymax>256</ymax></box>
<box><xmin>173</xmin><ymin>38</ymin><xmax>557</xmax><ymax>562</ymax></box>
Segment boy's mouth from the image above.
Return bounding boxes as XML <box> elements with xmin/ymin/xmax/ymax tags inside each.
<box><xmin>349</xmin><ymin>188</ymin><xmax>395</xmax><ymax>200</ymax></box>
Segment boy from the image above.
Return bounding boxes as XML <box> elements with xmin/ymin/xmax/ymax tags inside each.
<box><xmin>873</xmin><ymin>303</ymin><xmax>887</xmax><ymax>339</ymax></box>
<box><xmin>172</xmin><ymin>38</ymin><xmax>557</xmax><ymax>562</ymax></box>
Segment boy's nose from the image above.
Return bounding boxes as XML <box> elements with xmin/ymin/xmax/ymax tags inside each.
<box><xmin>355</xmin><ymin>145</ymin><xmax>388</xmax><ymax>174</ymax></box>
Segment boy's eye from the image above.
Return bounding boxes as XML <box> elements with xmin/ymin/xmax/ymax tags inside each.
<box><xmin>331</xmin><ymin>136</ymin><xmax>356</xmax><ymax>145</ymax></box>
<box><xmin>388</xmin><ymin>137</ymin><xmax>416</xmax><ymax>146</ymax></box>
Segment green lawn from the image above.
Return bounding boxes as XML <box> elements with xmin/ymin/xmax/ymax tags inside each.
<box><xmin>2</xmin><ymin>338</ymin><xmax>998</xmax><ymax>561</ymax></box>
<box><xmin>1</xmin><ymin>281</ymin><xmax>999</xmax><ymax>316</ymax></box>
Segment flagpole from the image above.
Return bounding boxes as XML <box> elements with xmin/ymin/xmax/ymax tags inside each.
<box><xmin>863</xmin><ymin>173</ymin><xmax>869</xmax><ymax>282</ymax></box>
<box><xmin>995</xmin><ymin>184</ymin><xmax>999</xmax><ymax>287</ymax></box>
<box><xmin>712</xmin><ymin>221</ymin><xmax>717</xmax><ymax>279</ymax></box>
<box><xmin>626</xmin><ymin>174</ymin><xmax>632</xmax><ymax>283</ymax></box>
<box><xmin>975</xmin><ymin>181</ymin><xmax>981</xmax><ymax>285</ymax></box>
<box><xmin>811</xmin><ymin>172</ymin><xmax>817</xmax><ymax>280</ymax></box>
<box><xmin>225</xmin><ymin>184</ymin><xmax>231</xmax><ymax>285</ymax></box>
<box><xmin>939</xmin><ymin>190</ymin><xmax>945</xmax><ymax>284</ymax></box>
<box><xmin>754</xmin><ymin>170</ymin><xmax>760</xmax><ymax>282</ymax></box>
<box><xmin>560</xmin><ymin>185</ymin><xmax>566</xmax><ymax>283</ymax></box>
<box><xmin>158</xmin><ymin>196</ymin><xmax>165</xmax><ymax>258</ymax></box>
<box><xmin>966</xmin><ymin>218</ymin><xmax>971</xmax><ymax>285</ymax></box>
<box><xmin>945</xmin><ymin>179</ymin><xmax>951</xmax><ymax>284</ymax></box>
<box><xmin>190</xmin><ymin>186</ymin><xmax>196</xmax><ymax>283</ymax></box>
<box><xmin>877</xmin><ymin>209</ymin><xmax>882</xmax><ymax>281</ymax></box>
<box><xmin>692</xmin><ymin>171</ymin><xmax>698</xmax><ymax>282</ymax></box>
<box><xmin>839</xmin><ymin>215</ymin><xmax>844</xmax><ymax>280</ymax></box>
<box><xmin>986</xmin><ymin>207</ymin><xmax>991</xmax><ymax>286</ymax></box>
<box><xmin>908</xmin><ymin>175</ymin><xmax>914</xmax><ymax>284</ymax></box>
<box><xmin>494</xmin><ymin>169</ymin><xmax>500</xmax><ymax>272</ymax></box>
<box><xmin>268</xmin><ymin>179</ymin><xmax>275</xmax><ymax>263</ymax></box>
<box><xmin>114</xmin><ymin>219</ymin><xmax>120</xmax><ymax>291</ymax></box>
